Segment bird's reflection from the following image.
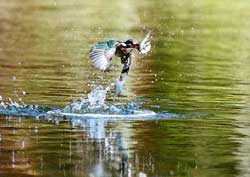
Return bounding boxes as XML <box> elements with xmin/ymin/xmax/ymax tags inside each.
<box><xmin>72</xmin><ymin>118</ymin><xmax>132</xmax><ymax>177</ymax></box>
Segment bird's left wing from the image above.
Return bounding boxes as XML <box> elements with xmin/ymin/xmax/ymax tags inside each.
<box><xmin>89</xmin><ymin>40</ymin><xmax>119</xmax><ymax>71</ymax></box>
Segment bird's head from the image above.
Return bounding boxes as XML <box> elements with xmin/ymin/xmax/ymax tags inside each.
<box><xmin>124</xmin><ymin>39</ymin><xmax>140</xmax><ymax>50</ymax></box>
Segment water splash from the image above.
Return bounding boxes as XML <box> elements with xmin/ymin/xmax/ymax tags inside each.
<box><xmin>63</xmin><ymin>85</ymin><xmax>110</xmax><ymax>114</ymax></box>
<box><xmin>60</xmin><ymin>85</ymin><xmax>158</xmax><ymax>118</ymax></box>
<box><xmin>0</xmin><ymin>96</ymin><xmax>51</xmax><ymax>117</ymax></box>
<box><xmin>0</xmin><ymin>85</ymin><xmax>186</xmax><ymax>121</ymax></box>
<box><xmin>88</xmin><ymin>85</ymin><xmax>108</xmax><ymax>107</ymax></box>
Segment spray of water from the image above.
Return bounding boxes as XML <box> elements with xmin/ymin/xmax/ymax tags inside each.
<box><xmin>62</xmin><ymin>85</ymin><xmax>144</xmax><ymax>115</ymax></box>
<box><xmin>87</xmin><ymin>85</ymin><xmax>108</xmax><ymax>108</ymax></box>
<box><xmin>0</xmin><ymin>85</ymin><xmax>185</xmax><ymax>120</ymax></box>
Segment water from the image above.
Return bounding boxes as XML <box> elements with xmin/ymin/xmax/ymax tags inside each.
<box><xmin>1</xmin><ymin>0</ymin><xmax>250</xmax><ymax>177</ymax></box>
<box><xmin>0</xmin><ymin>85</ymin><xmax>181</xmax><ymax>121</ymax></box>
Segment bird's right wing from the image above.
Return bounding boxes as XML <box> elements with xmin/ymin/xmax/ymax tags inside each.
<box><xmin>140</xmin><ymin>32</ymin><xmax>151</xmax><ymax>54</ymax></box>
<box><xmin>89</xmin><ymin>40</ymin><xmax>119</xmax><ymax>71</ymax></box>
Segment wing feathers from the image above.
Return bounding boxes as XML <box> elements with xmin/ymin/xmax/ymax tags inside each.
<box><xmin>89</xmin><ymin>40</ymin><xmax>118</xmax><ymax>71</ymax></box>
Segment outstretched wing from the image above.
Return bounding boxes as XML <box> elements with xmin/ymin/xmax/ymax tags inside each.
<box><xmin>140</xmin><ymin>32</ymin><xmax>151</xmax><ymax>54</ymax></box>
<box><xmin>89</xmin><ymin>40</ymin><xmax>119</xmax><ymax>71</ymax></box>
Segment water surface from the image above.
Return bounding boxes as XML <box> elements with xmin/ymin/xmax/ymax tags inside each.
<box><xmin>1</xmin><ymin>0</ymin><xmax>250</xmax><ymax>177</ymax></box>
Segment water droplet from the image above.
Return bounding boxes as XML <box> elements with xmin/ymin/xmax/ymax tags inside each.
<box><xmin>34</xmin><ymin>126</ymin><xmax>38</xmax><ymax>133</ymax></box>
<box><xmin>21</xmin><ymin>141</ymin><xmax>25</xmax><ymax>149</ymax></box>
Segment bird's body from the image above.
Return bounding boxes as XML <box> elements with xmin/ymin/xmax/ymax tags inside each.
<box><xmin>89</xmin><ymin>32</ymin><xmax>151</xmax><ymax>95</ymax></box>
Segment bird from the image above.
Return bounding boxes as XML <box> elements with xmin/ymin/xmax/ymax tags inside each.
<box><xmin>89</xmin><ymin>32</ymin><xmax>151</xmax><ymax>96</ymax></box>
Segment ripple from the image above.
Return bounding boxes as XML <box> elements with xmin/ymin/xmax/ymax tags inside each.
<box><xmin>0</xmin><ymin>86</ymin><xmax>185</xmax><ymax>122</ymax></box>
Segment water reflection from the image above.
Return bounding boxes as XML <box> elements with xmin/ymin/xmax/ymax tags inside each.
<box><xmin>0</xmin><ymin>116</ymin><xmax>149</xmax><ymax>177</ymax></box>
<box><xmin>72</xmin><ymin>118</ymin><xmax>134</xmax><ymax>177</ymax></box>
<box><xmin>1</xmin><ymin>113</ymin><xmax>240</xmax><ymax>177</ymax></box>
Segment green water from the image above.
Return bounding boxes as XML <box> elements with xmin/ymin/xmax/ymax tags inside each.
<box><xmin>1</xmin><ymin>0</ymin><xmax>250</xmax><ymax>176</ymax></box>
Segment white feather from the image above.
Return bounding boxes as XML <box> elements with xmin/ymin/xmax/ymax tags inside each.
<box><xmin>140</xmin><ymin>32</ymin><xmax>151</xmax><ymax>54</ymax></box>
<box><xmin>89</xmin><ymin>44</ymin><xmax>116</xmax><ymax>71</ymax></box>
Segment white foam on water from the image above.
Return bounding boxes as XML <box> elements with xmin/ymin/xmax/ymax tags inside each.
<box><xmin>48</xmin><ymin>110</ymin><xmax>157</xmax><ymax>119</ymax></box>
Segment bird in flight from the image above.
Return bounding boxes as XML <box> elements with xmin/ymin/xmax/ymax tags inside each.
<box><xmin>89</xmin><ymin>32</ymin><xmax>151</xmax><ymax>96</ymax></box>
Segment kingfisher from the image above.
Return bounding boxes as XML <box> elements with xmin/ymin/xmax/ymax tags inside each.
<box><xmin>89</xmin><ymin>32</ymin><xmax>151</xmax><ymax>96</ymax></box>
